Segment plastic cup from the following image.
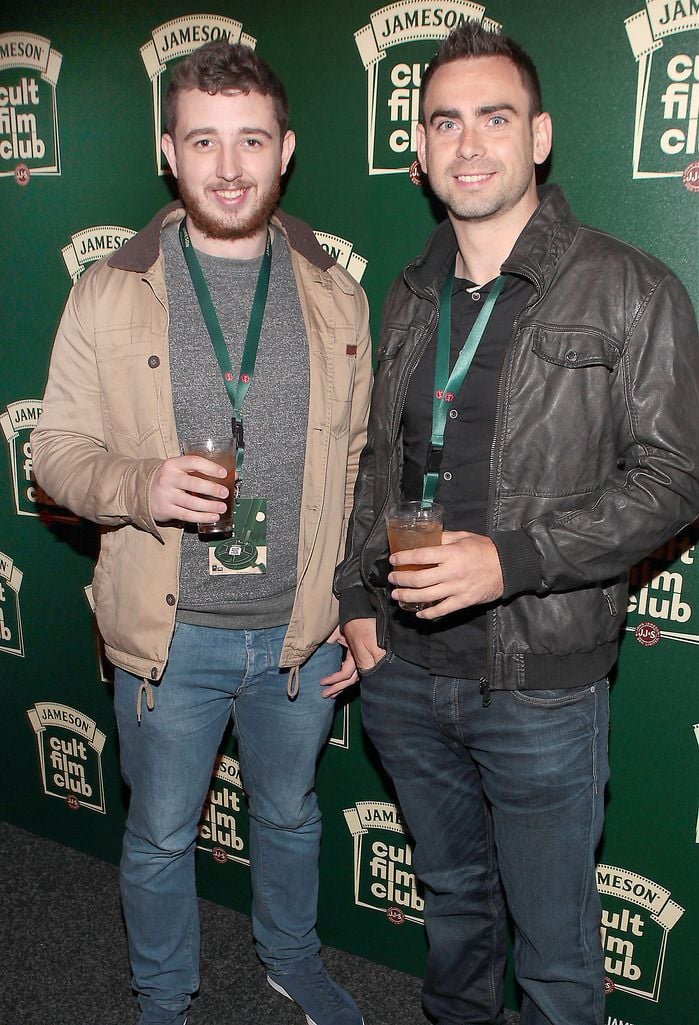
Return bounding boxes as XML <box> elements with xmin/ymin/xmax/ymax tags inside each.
<box><xmin>385</xmin><ymin>501</ymin><xmax>443</xmax><ymax>611</ymax></box>
<box><xmin>182</xmin><ymin>435</ymin><xmax>236</xmax><ymax>541</ymax></box>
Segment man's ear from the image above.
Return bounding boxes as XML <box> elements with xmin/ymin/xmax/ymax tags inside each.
<box><xmin>532</xmin><ymin>112</ymin><xmax>552</xmax><ymax>166</ymax></box>
<box><xmin>416</xmin><ymin>122</ymin><xmax>427</xmax><ymax>175</ymax></box>
<box><xmin>161</xmin><ymin>134</ymin><xmax>178</xmax><ymax>178</ymax></box>
<box><xmin>280</xmin><ymin>130</ymin><xmax>296</xmax><ymax>175</ymax></box>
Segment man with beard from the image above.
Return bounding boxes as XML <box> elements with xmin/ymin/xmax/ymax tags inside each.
<box><xmin>33</xmin><ymin>42</ymin><xmax>370</xmax><ymax>1025</ymax></box>
<box><xmin>334</xmin><ymin>21</ymin><xmax>699</xmax><ymax>1025</ymax></box>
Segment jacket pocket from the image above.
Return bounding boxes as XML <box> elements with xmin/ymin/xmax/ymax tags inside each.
<box><xmin>330</xmin><ymin>326</ymin><xmax>358</xmax><ymax>439</ymax></box>
<box><xmin>376</xmin><ymin>324</ymin><xmax>416</xmax><ymax>363</ymax></box>
<box><xmin>531</xmin><ymin>328</ymin><xmax>621</xmax><ymax>370</ymax></box>
<box><xmin>95</xmin><ymin>333</ymin><xmax>161</xmax><ymax>446</ymax></box>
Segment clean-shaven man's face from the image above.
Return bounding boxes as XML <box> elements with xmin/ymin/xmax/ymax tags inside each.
<box><xmin>417</xmin><ymin>55</ymin><xmax>551</xmax><ymax>224</ymax></box>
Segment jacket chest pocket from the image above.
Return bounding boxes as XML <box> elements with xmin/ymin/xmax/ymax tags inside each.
<box><xmin>531</xmin><ymin>328</ymin><xmax>621</xmax><ymax>372</ymax></box>
<box><xmin>500</xmin><ymin>328</ymin><xmax>624</xmax><ymax>497</ymax></box>
<box><xmin>330</xmin><ymin>326</ymin><xmax>358</xmax><ymax>438</ymax></box>
<box><xmin>95</xmin><ymin>330</ymin><xmax>163</xmax><ymax>448</ymax></box>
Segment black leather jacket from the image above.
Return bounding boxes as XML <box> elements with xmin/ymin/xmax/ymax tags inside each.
<box><xmin>335</xmin><ymin>185</ymin><xmax>699</xmax><ymax>690</ymax></box>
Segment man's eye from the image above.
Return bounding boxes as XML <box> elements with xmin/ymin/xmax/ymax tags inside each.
<box><xmin>437</xmin><ymin>120</ymin><xmax>457</xmax><ymax>132</ymax></box>
<box><xmin>489</xmin><ymin>115</ymin><xmax>507</xmax><ymax>127</ymax></box>
<box><xmin>244</xmin><ymin>138</ymin><xmax>261</xmax><ymax>147</ymax></box>
<box><xmin>195</xmin><ymin>139</ymin><xmax>212</xmax><ymax>148</ymax></box>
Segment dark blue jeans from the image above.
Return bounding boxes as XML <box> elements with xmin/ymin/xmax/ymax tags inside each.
<box><xmin>360</xmin><ymin>654</ymin><xmax>609</xmax><ymax>1025</ymax></box>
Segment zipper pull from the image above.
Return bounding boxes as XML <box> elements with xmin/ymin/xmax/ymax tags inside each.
<box><xmin>479</xmin><ymin>677</ymin><xmax>491</xmax><ymax>708</ymax></box>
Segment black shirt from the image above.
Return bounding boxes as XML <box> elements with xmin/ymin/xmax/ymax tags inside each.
<box><xmin>390</xmin><ymin>272</ymin><xmax>533</xmax><ymax>677</ymax></box>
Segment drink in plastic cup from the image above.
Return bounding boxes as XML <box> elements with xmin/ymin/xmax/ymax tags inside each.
<box><xmin>385</xmin><ymin>501</ymin><xmax>443</xmax><ymax>611</ymax></box>
<box><xmin>182</xmin><ymin>436</ymin><xmax>236</xmax><ymax>541</ymax></box>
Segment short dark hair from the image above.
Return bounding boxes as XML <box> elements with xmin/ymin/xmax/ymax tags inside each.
<box><xmin>165</xmin><ymin>41</ymin><xmax>289</xmax><ymax>138</ymax></box>
<box><xmin>419</xmin><ymin>22</ymin><xmax>542</xmax><ymax>121</ymax></box>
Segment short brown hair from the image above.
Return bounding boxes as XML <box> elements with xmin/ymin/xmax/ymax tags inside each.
<box><xmin>165</xmin><ymin>41</ymin><xmax>289</xmax><ymax>138</ymax></box>
<box><xmin>420</xmin><ymin>22</ymin><xmax>543</xmax><ymax>121</ymax></box>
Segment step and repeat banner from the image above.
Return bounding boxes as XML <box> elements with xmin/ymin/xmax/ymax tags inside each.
<box><xmin>1</xmin><ymin>2</ymin><xmax>697</xmax><ymax>1023</ymax></box>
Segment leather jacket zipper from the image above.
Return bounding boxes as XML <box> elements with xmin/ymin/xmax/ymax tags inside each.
<box><xmin>485</xmin><ymin>271</ymin><xmax>542</xmax><ymax>688</ymax></box>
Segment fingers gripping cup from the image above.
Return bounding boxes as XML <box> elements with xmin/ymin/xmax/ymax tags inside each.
<box><xmin>385</xmin><ymin>502</ymin><xmax>443</xmax><ymax>612</ymax></box>
<box><xmin>183</xmin><ymin>436</ymin><xmax>236</xmax><ymax>541</ymax></box>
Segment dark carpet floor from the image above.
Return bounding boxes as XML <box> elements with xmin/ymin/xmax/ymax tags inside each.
<box><xmin>0</xmin><ymin>820</ymin><xmax>520</xmax><ymax>1025</ymax></box>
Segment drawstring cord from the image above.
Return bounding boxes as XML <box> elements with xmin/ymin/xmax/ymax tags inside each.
<box><xmin>287</xmin><ymin>664</ymin><xmax>300</xmax><ymax>700</ymax></box>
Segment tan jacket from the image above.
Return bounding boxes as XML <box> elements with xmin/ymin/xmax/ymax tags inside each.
<box><xmin>33</xmin><ymin>203</ymin><xmax>372</xmax><ymax>682</ymax></box>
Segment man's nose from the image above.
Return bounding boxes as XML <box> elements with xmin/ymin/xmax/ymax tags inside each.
<box><xmin>216</xmin><ymin>146</ymin><xmax>242</xmax><ymax>181</ymax></box>
<box><xmin>456</xmin><ymin>127</ymin><xmax>484</xmax><ymax>160</ymax></box>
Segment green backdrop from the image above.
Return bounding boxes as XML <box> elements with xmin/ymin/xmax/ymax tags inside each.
<box><xmin>1</xmin><ymin>2</ymin><xmax>697</xmax><ymax>1023</ymax></box>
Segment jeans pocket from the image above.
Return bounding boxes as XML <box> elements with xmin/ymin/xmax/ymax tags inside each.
<box><xmin>511</xmin><ymin>680</ymin><xmax>604</xmax><ymax>708</ymax></box>
<box><xmin>359</xmin><ymin>651</ymin><xmax>393</xmax><ymax>678</ymax></box>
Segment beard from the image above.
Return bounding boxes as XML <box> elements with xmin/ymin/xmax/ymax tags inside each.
<box><xmin>178</xmin><ymin>176</ymin><xmax>281</xmax><ymax>243</ymax></box>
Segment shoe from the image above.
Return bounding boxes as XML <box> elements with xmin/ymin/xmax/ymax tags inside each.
<box><xmin>267</xmin><ymin>958</ymin><xmax>364</xmax><ymax>1025</ymax></box>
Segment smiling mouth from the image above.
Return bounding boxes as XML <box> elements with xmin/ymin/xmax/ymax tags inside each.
<box><xmin>455</xmin><ymin>173</ymin><xmax>494</xmax><ymax>184</ymax></box>
<box><xmin>211</xmin><ymin>186</ymin><xmax>251</xmax><ymax>202</ymax></box>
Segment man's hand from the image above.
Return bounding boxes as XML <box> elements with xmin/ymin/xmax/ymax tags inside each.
<box><xmin>388</xmin><ymin>530</ymin><xmax>504</xmax><ymax>619</ymax></box>
<box><xmin>341</xmin><ymin>618</ymin><xmax>386</xmax><ymax>674</ymax></box>
<box><xmin>150</xmin><ymin>455</ymin><xmax>229</xmax><ymax>525</ymax></box>
<box><xmin>319</xmin><ymin>626</ymin><xmax>362</xmax><ymax>699</ymax></box>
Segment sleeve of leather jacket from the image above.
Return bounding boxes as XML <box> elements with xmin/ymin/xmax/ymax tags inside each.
<box><xmin>336</xmin><ymin>413</ymin><xmax>382</xmax><ymax>627</ymax></box>
<box><xmin>494</xmin><ymin>270</ymin><xmax>699</xmax><ymax>596</ymax></box>
<box><xmin>335</xmin><ymin>278</ymin><xmax>403</xmax><ymax>626</ymax></box>
<box><xmin>31</xmin><ymin>270</ymin><xmax>164</xmax><ymax>536</ymax></box>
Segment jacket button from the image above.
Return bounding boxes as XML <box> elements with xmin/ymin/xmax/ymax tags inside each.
<box><xmin>148</xmin><ymin>355</ymin><xmax>160</xmax><ymax>369</ymax></box>
<box><xmin>449</xmin><ymin>408</ymin><xmax>458</xmax><ymax>419</ymax></box>
<box><xmin>150</xmin><ymin>667</ymin><xmax>157</xmax><ymax>680</ymax></box>
<box><xmin>443</xmin><ymin>471</ymin><xmax>453</xmax><ymax>481</ymax></box>
<box><xmin>166</xmin><ymin>593</ymin><xmax>176</xmax><ymax>606</ymax></box>
<box><xmin>565</xmin><ymin>349</ymin><xmax>578</xmax><ymax>363</ymax></box>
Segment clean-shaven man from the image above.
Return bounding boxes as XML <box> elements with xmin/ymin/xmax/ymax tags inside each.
<box><xmin>335</xmin><ymin>22</ymin><xmax>699</xmax><ymax>1025</ymax></box>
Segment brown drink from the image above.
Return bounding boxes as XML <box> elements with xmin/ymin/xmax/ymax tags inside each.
<box><xmin>385</xmin><ymin>502</ymin><xmax>443</xmax><ymax>611</ymax></box>
<box><xmin>183</xmin><ymin>437</ymin><xmax>236</xmax><ymax>540</ymax></box>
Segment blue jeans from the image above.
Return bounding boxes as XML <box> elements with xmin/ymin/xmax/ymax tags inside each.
<box><xmin>360</xmin><ymin>654</ymin><xmax>609</xmax><ymax>1025</ymax></box>
<box><xmin>114</xmin><ymin>622</ymin><xmax>339</xmax><ymax>1025</ymax></box>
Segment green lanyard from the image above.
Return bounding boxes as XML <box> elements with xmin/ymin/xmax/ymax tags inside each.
<box><xmin>178</xmin><ymin>218</ymin><xmax>272</xmax><ymax>479</ymax></box>
<box><xmin>422</xmin><ymin>269</ymin><xmax>506</xmax><ymax>505</ymax></box>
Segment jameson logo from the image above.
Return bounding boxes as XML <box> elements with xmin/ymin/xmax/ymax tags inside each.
<box><xmin>597</xmin><ymin>864</ymin><xmax>685</xmax><ymax>1001</ymax></box>
<box><xmin>1</xmin><ymin>399</ymin><xmax>41</xmax><ymax>516</ymax></box>
<box><xmin>61</xmin><ymin>225</ymin><xmax>136</xmax><ymax>282</ymax></box>
<box><xmin>0</xmin><ymin>31</ymin><xmax>62</xmax><ymax>180</ymax></box>
<box><xmin>344</xmin><ymin>800</ymin><xmax>424</xmax><ymax>923</ymax></box>
<box><xmin>625</xmin><ymin>0</ymin><xmax>699</xmax><ymax>179</ymax></box>
<box><xmin>198</xmin><ymin>754</ymin><xmax>250</xmax><ymax>866</ymax></box>
<box><xmin>141</xmin><ymin>15</ymin><xmax>257</xmax><ymax>174</ymax></box>
<box><xmin>626</xmin><ymin>529</ymin><xmax>699</xmax><ymax>645</ymax></box>
<box><xmin>314</xmin><ymin>231</ymin><xmax>368</xmax><ymax>283</ymax></box>
<box><xmin>0</xmin><ymin>549</ymin><xmax>23</xmax><ymax>657</ymax></box>
<box><xmin>27</xmin><ymin>702</ymin><xmax>107</xmax><ymax>813</ymax></box>
<box><xmin>354</xmin><ymin>2</ymin><xmax>500</xmax><ymax>174</ymax></box>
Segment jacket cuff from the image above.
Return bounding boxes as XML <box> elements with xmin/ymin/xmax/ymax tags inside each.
<box><xmin>491</xmin><ymin>529</ymin><xmax>543</xmax><ymax>599</ymax></box>
<box><xmin>339</xmin><ymin>585</ymin><xmax>376</xmax><ymax>629</ymax></box>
